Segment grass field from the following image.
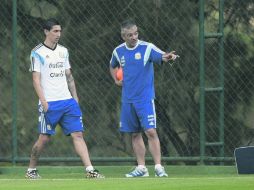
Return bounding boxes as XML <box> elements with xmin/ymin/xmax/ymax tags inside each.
<box><xmin>0</xmin><ymin>165</ymin><xmax>254</xmax><ymax>190</ymax></box>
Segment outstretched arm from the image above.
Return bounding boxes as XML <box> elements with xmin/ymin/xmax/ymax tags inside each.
<box><xmin>65</xmin><ymin>69</ymin><xmax>79</xmax><ymax>102</ymax></box>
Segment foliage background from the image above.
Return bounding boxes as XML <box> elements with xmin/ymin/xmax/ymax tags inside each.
<box><xmin>0</xmin><ymin>0</ymin><xmax>254</xmax><ymax>164</ymax></box>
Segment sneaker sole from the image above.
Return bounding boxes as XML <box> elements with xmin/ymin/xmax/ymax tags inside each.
<box><xmin>155</xmin><ymin>174</ymin><xmax>168</xmax><ymax>177</ymax></box>
<box><xmin>126</xmin><ymin>174</ymin><xmax>149</xmax><ymax>177</ymax></box>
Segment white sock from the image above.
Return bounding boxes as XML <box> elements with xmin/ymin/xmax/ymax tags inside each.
<box><xmin>155</xmin><ymin>164</ymin><xmax>162</xmax><ymax>170</ymax></box>
<box><xmin>86</xmin><ymin>166</ymin><xmax>94</xmax><ymax>172</ymax></box>
<box><xmin>137</xmin><ymin>165</ymin><xmax>146</xmax><ymax>169</ymax></box>
<box><xmin>27</xmin><ymin>168</ymin><xmax>36</xmax><ymax>172</ymax></box>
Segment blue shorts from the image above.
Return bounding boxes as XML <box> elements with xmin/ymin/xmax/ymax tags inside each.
<box><xmin>38</xmin><ymin>98</ymin><xmax>84</xmax><ymax>135</ymax></box>
<box><xmin>120</xmin><ymin>100</ymin><xmax>156</xmax><ymax>133</ymax></box>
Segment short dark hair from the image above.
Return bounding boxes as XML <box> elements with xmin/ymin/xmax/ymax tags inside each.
<box><xmin>43</xmin><ymin>18</ymin><xmax>60</xmax><ymax>31</ymax></box>
<box><xmin>121</xmin><ymin>19</ymin><xmax>136</xmax><ymax>30</ymax></box>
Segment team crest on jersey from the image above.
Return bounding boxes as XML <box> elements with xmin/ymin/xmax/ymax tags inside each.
<box><xmin>120</xmin><ymin>56</ymin><xmax>125</xmax><ymax>67</ymax></box>
<box><xmin>135</xmin><ymin>52</ymin><xmax>141</xmax><ymax>60</ymax></box>
<box><xmin>59</xmin><ymin>52</ymin><xmax>65</xmax><ymax>58</ymax></box>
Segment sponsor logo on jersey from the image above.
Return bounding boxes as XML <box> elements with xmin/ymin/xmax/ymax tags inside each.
<box><xmin>48</xmin><ymin>62</ymin><xmax>65</xmax><ymax>78</ymax></box>
<box><xmin>49</xmin><ymin>62</ymin><xmax>64</xmax><ymax>68</ymax></box>
<box><xmin>50</xmin><ymin>70</ymin><xmax>65</xmax><ymax>78</ymax></box>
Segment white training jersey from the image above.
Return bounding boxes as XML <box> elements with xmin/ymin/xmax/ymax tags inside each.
<box><xmin>29</xmin><ymin>43</ymin><xmax>72</xmax><ymax>102</ymax></box>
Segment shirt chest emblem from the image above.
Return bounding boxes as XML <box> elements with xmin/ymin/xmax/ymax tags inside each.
<box><xmin>59</xmin><ymin>51</ymin><xmax>65</xmax><ymax>58</ymax></box>
<box><xmin>135</xmin><ymin>52</ymin><xmax>141</xmax><ymax>60</ymax></box>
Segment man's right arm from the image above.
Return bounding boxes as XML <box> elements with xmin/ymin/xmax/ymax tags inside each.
<box><xmin>32</xmin><ymin>71</ymin><xmax>48</xmax><ymax>112</ymax></box>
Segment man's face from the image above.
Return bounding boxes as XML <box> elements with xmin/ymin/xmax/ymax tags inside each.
<box><xmin>121</xmin><ymin>25</ymin><xmax>138</xmax><ymax>48</ymax></box>
<box><xmin>45</xmin><ymin>25</ymin><xmax>61</xmax><ymax>44</ymax></box>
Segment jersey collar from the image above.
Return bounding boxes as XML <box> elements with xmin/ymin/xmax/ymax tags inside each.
<box><xmin>125</xmin><ymin>40</ymin><xmax>140</xmax><ymax>50</ymax></box>
<box><xmin>43</xmin><ymin>42</ymin><xmax>58</xmax><ymax>51</ymax></box>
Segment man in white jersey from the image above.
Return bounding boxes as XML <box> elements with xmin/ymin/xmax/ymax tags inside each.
<box><xmin>26</xmin><ymin>18</ymin><xmax>104</xmax><ymax>179</ymax></box>
<box><xmin>109</xmin><ymin>19</ymin><xmax>179</xmax><ymax>177</ymax></box>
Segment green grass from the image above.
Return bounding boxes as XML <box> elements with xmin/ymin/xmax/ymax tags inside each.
<box><xmin>0</xmin><ymin>166</ymin><xmax>254</xmax><ymax>190</ymax></box>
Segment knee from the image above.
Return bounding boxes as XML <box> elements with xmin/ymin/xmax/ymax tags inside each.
<box><xmin>38</xmin><ymin>134</ymin><xmax>50</xmax><ymax>145</ymax></box>
<box><xmin>132</xmin><ymin>133</ymin><xmax>142</xmax><ymax>140</ymax></box>
<box><xmin>71</xmin><ymin>132</ymin><xmax>84</xmax><ymax>140</ymax></box>
<box><xmin>145</xmin><ymin>128</ymin><xmax>158</xmax><ymax>139</ymax></box>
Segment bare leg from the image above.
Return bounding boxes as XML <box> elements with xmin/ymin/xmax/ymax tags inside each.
<box><xmin>28</xmin><ymin>134</ymin><xmax>50</xmax><ymax>168</ymax></box>
<box><xmin>131</xmin><ymin>132</ymin><xmax>146</xmax><ymax>165</ymax></box>
<box><xmin>145</xmin><ymin>128</ymin><xmax>161</xmax><ymax>165</ymax></box>
<box><xmin>71</xmin><ymin>132</ymin><xmax>92</xmax><ymax>167</ymax></box>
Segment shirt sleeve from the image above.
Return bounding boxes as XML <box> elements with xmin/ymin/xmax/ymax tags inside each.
<box><xmin>29</xmin><ymin>51</ymin><xmax>42</xmax><ymax>72</ymax></box>
<box><xmin>150</xmin><ymin>44</ymin><xmax>164</xmax><ymax>65</ymax></box>
<box><xmin>65</xmin><ymin>49</ymin><xmax>71</xmax><ymax>69</ymax></box>
<box><xmin>110</xmin><ymin>49</ymin><xmax>120</xmax><ymax>68</ymax></box>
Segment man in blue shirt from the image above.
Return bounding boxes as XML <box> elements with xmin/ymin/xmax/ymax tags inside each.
<box><xmin>110</xmin><ymin>19</ymin><xmax>179</xmax><ymax>177</ymax></box>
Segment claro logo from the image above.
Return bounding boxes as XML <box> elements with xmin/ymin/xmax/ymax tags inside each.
<box><xmin>49</xmin><ymin>62</ymin><xmax>65</xmax><ymax>78</ymax></box>
<box><xmin>50</xmin><ymin>70</ymin><xmax>64</xmax><ymax>77</ymax></box>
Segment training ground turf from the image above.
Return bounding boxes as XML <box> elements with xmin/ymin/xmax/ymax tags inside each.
<box><xmin>0</xmin><ymin>165</ymin><xmax>253</xmax><ymax>190</ymax></box>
